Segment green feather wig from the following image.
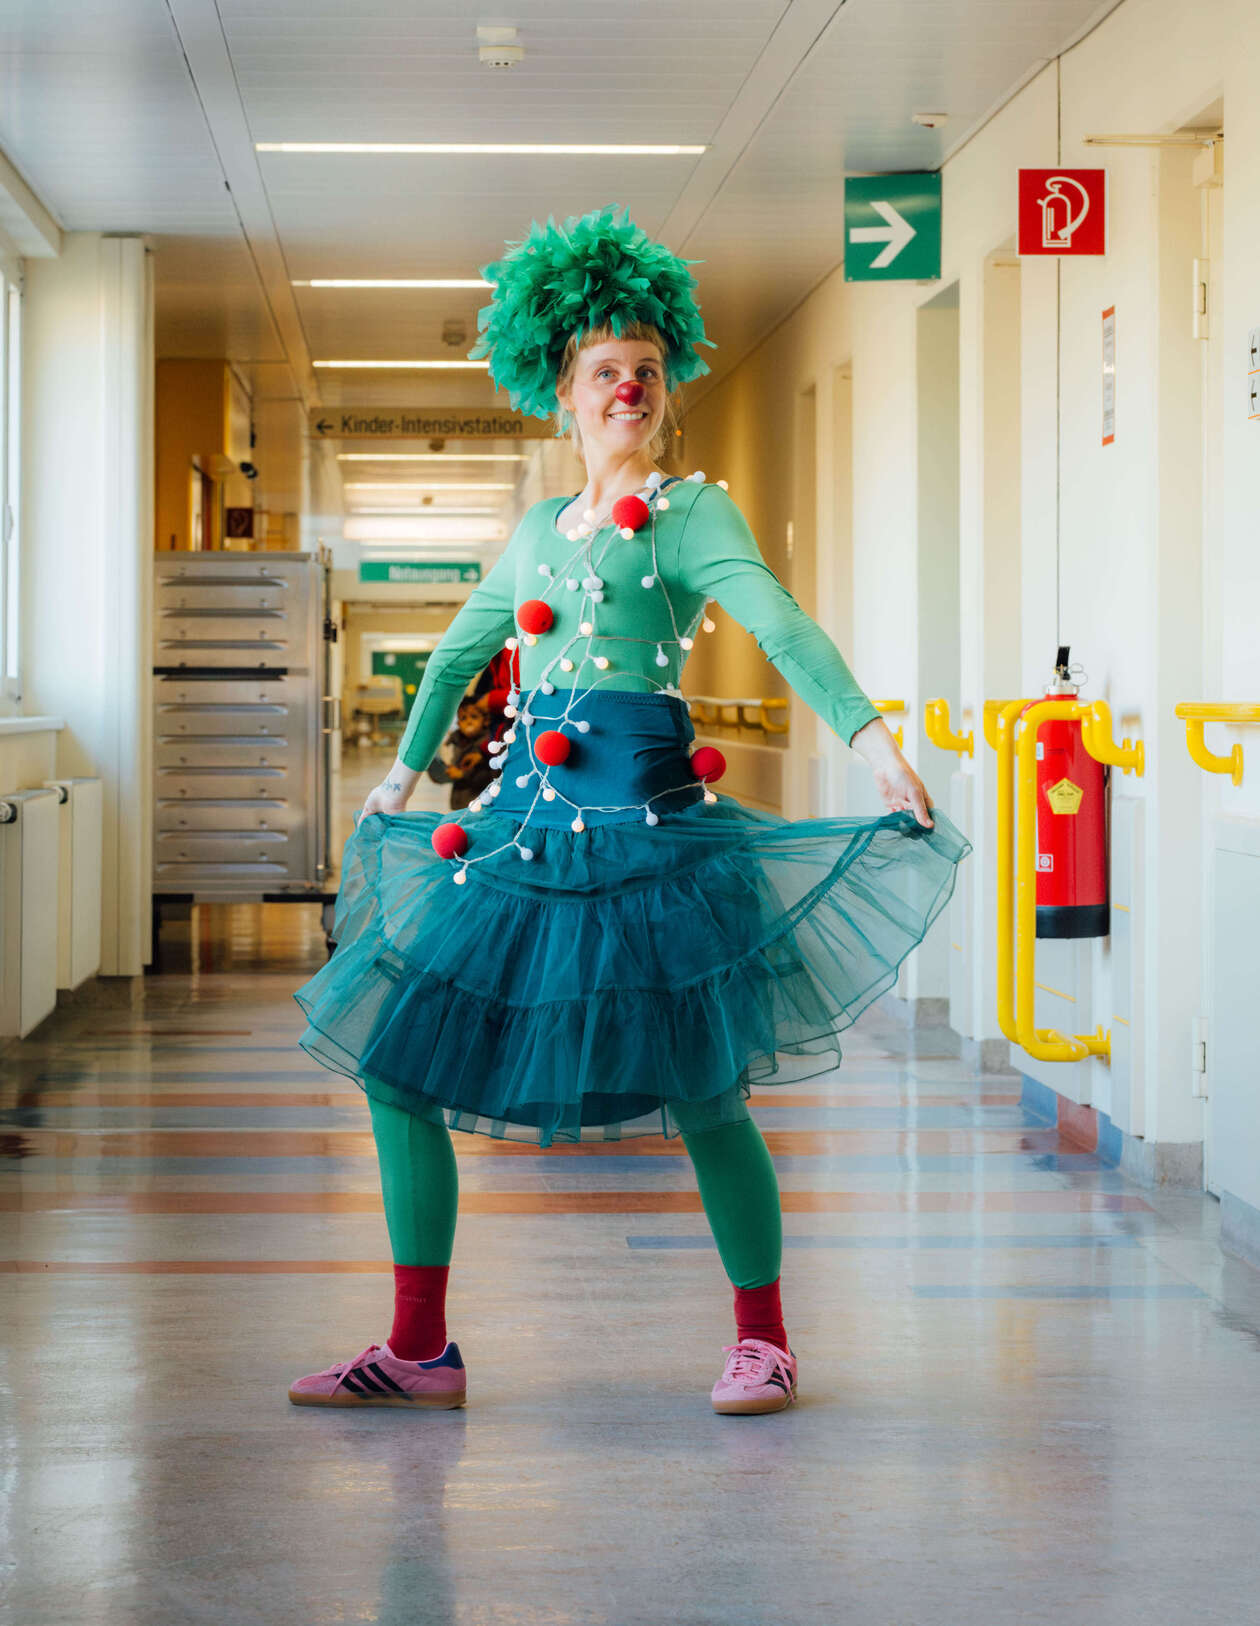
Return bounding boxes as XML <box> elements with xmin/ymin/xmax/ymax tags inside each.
<box><xmin>469</xmin><ymin>205</ymin><xmax>714</xmax><ymax>420</ymax></box>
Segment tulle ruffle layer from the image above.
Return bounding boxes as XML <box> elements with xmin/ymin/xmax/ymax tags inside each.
<box><xmin>293</xmin><ymin>796</ymin><xmax>970</xmax><ymax>1146</ymax></box>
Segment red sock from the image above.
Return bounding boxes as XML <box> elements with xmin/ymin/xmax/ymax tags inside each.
<box><xmin>733</xmin><ymin>1277</ymin><xmax>788</xmax><ymax>1352</ymax></box>
<box><xmin>388</xmin><ymin>1264</ymin><xmax>449</xmax><ymax>1360</ymax></box>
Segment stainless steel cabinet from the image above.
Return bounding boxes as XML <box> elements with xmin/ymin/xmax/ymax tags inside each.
<box><xmin>152</xmin><ymin>552</ymin><xmax>333</xmax><ymax>904</ymax></box>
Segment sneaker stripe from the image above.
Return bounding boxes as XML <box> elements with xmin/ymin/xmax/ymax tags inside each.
<box><xmin>338</xmin><ymin>1371</ymin><xmax>369</xmax><ymax>1394</ymax></box>
<box><xmin>367</xmin><ymin>1363</ymin><xmax>411</xmax><ymax>1396</ymax></box>
<box><xmin>352</xmin><ymin>1368</ymin><xmax>389</xmax><ymax>1394</ymax></box>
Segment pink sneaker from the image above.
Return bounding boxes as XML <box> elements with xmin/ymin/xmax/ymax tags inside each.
<box><xmin>710</xmin><ymin>1338</ymin><xmax>798</xmax><ymax>1415</ymax></box>
<box><xmin>288</xmin><ymin>1341</ymin><xmax>467</xmax><ymax>1409</ymax></box>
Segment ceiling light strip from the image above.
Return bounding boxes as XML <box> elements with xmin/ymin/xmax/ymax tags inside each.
<box><xmin>294</xmin><ymin>279</ymin><xmax>492</xmax><ymax>289</ymax></box>
<box><xmin>259</xmin><ymin>142</ymin><xmax>705</xmax><ymax>156</ymax></box>
<box><xmin>344</xmin><ymin>481</ymin><xmax>515</xmax><ymax>491</ymax></box>
<box><xmin>337</xmin><ymin>453</ymin><xmax>527</xmax><ymax>462</ymax></box>
<box><xmin>313</xmin><ymin>360</ymin><xmax>490</xmax><ymax>369</ymax></box>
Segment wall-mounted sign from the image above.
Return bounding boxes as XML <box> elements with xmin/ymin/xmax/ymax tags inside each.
<box><xmin>311</xmin><ymin>408</ymin><xmax>550</xmax><ymax>440</ymax></box>
<box><xmin>844</xmin><ymin>174</ymin><xmax>942</xmax><ymax>281</ymax></box>
<box><xmin>1018</xmin><ymin>169</ymin><xmax>1107</xmax><ymax>256</ymax></box>
<box><xmin>359</xmin><ymin>561</ymin><xmax>483</xmax><ymax>584</ymax></box>
<box><xmin>1102</xmin><ymin>306</ymin><xmax>1116</xmax><ymax>446</ymax></box>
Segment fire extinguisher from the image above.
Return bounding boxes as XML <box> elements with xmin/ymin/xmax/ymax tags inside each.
<box><xmin>1023</xmin><ymin>646</ymin><xmax>1109</xmax><ymax>939</ymax></box>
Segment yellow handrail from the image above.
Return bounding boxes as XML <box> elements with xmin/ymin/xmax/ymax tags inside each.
<box><xmin>993</xmin><ymin>701</ymin><xmax>1028</xmax><ymax>1045</ymax></box>
<box><xmin>924</xmin><ymin>698</ymin><xmax>974</xmax><ymax>757</ymax></box>
<box><xmin>983</xmin><ymin>699</ymin><xmax>1021</xmax><ymax>752</ymax></box>
<box><xmin>1174</xmin><ymin>702</ymin><xmax>1260</xmax><ymax>787</ymax></box>
<box><xmin>871</xmin><ymin>699</ymin><xmax>906</xmax><ymax>749</ymax></box>
<box><xmin>1081</xmin><ymin>699</ymin><xmax>1144</xmax><ymax>776</ymax></box>
<box><xmin>1014</xmin><ymin>700</ymin><xmax>1111</xmax><ymax>1063</ymax></box>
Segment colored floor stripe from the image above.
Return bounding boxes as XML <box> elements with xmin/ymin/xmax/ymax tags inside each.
<box><xmin>912</xmin><ymin>1285</ymin><xmax>1205</xmax><ymax>1299</ymax></box>
<box><xmin>627</xmin><ymin>1234</ymin><xmax>1145</xmax><ymax>1250</ymax></box>
<box><xmin>0</xmin><ymin>1190</ymin><xmax>1154</xmax><ymax>1215</ymax></box>
<box><xmin>0</xmin><ymin>1128</ymin><xmax>1067</xmax><ymax>1159</ymax></box>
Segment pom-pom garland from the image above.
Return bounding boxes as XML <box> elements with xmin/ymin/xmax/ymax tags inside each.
<box><xmin>435</xmin><ymin>472</ymin><xmax>733</xmax><ymax>880</ymax></box>
<box><xmin>432</xmin><ymin>823</ymin><xmax>469</xmax><ymax>859</ymax></box>
<box><xmin>469</xmin><ymin>205</ymin><xmax>715</xmax><ymax>420</ymax></box>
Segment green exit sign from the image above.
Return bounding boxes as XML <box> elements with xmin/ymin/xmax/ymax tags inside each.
<box><xmin>359</xmin><ymin>560</ymin><xmax>482</xmax><ymax>584</ymax></box>
<box><xmin>844</xmin><ymin>173</ymin><xmax>942</xmax><ymax>281</ymax></box>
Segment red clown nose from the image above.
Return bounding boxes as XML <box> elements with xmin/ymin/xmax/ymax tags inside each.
<box><xmin>614</xmin><ymin>381</ymin><xmax>645</xmax><ymax>406</ymax></box>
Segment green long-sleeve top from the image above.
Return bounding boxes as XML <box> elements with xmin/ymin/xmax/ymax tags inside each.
<box><xmin>396</xmin><ymin>477</ymin><xmax>881</xmax><ymax>772</ymax></box>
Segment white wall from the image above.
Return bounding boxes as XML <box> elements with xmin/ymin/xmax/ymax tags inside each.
<box><xmin>685</xmin><ymin>0</ymin><xmax>1258</xmax><ymax>1179</ymax></box>
<box><xmin>21</xmin><ymin>234</ymin><xmax>153</xmax><ymax>976</ymax></box>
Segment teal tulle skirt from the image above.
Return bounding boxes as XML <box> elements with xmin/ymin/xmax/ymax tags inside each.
<box><xmin>293</xmin><ymin>691</ymin><xmax>970</xmax><ymax>1146</ymax></box>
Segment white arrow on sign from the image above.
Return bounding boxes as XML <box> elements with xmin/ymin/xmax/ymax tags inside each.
<box><xmin>849</xmin><ymin>200</ymin><xmax>917</xmax><ymax>269</ymax></box>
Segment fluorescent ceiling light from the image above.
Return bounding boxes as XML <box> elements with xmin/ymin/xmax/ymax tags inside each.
<box><xmin>351</xmin><ymin>507</ymin><xmax>502</xmax><ymax>516</ymax></box>
<box><xmin>337</xmin><ymin>453</ymin><xmax>527</xmax><ymax>462</ymax></box>
<box><xmin>259</xmin><ymin>142</ymin><xmax>706</xmax><ymax>156</ymax></box>
<box><xmin>345</xmin><ymin>514</ymin><xmax>506</xmax><ymax>542</ymax></box>
<box><xmin>344</xmin><ymin>481</ymin><xmax>514</xmax><ymax>491</ymax></box>
<box><xmin>313</xmin><ymin>359</ymin><xmax>490</xmax><ymax>369</ymax></box>
<box><xmin>294</xmin><ymin>279</ymin><xmax>491</xmax><ymax>288</ymax></box>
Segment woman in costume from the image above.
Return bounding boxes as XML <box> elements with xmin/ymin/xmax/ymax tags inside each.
<box><xmin>289</xmin><ymin>207</ymin><xmax>970</xmax><ymax>1417</ymax></box>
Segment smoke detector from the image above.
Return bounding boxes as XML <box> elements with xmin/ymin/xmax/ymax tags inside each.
<box><xmin>477</xmin><ymin>25</ymin><xmax>524</xmax><ymax>69</ymax></box>
<box><xmin>911</xmin><ymin>112</ymin><xmax>948</xmax><ymax>129</ymax></box>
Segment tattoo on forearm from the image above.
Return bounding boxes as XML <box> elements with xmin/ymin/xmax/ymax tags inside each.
<box><xmin>382</xmin><ymin>778</ymin><xmax>403</xmax><ymax>792</ymax></box>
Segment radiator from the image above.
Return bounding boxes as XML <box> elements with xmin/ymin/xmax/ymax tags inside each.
<box><xmin>0</xmin><ymin>786</ymin><xmax>61</xmax><ymax>1038</ymax></box>
<box><xmin>43</xmin><ymin>776</ymin><xmax>103</xmax><ymax>990</ymax></box>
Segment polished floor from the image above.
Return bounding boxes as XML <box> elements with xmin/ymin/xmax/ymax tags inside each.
<box><xmin>4</xmin><ymin>748</ymin><xmax>1260</xmax><ymax>1625</ymax></box>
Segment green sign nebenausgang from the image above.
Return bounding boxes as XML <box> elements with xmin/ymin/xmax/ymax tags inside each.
<box><xmin>359</xmin><ymin>561</ymin><xmax>482</xmax><ymax>584</ymax></box>
<box><xmin>844</xmin><ymin>173</ymin><xmax>942</xmax><ymax>282</ymax></box>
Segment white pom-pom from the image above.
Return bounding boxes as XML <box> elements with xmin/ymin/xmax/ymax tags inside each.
<box><xmin>520</xmin><ymin>712</ymin><xmax>534</xmax><ymax>726</ymax></box>
<box><xmin>680</xmin><ymin>636</ymin><xmax>694</xmax><ymax>651</ymax></box>
<box><xmin>594</xmin><ymin>656</ymin><xmax>610</xmax><ymax>670</ymax></box>
<box><xmin>657</xmin><ymin>498</ymin><xmax>670</xmax><ymax>511</ymax></box>
<box><xmin>702</xmin><ymin>617</ymin><xmax>715</xmax><ymax>633</ymax></box>
<box><xmin>716</xmin><ymin>479</ymin><xmax>729</xmax><ymax>491</ymax></box>
<box><xmin>453</xmin><ymin>868</ymin><xmax>467</xmax><ymax>885</ymax></box>
<box><xmin>515</xmin><ymin>774</ymin><xmax>530</xmax><ymax>788</ymax></box>
<box><xmin>566</xmin><ymin>529</ymin><xmax>579</xmax><ymax>542</ymax></box>
<box><xmin>541</xmin><ymin>681</ymin><xmax>555</xmax><ymax>695</ymax></box>
<box><xmin>469</xmin><ymin>799</ymin><xmax>483</xmax><ymax>812</ymax></box>
<box><xmin>576</xmin><ymin>719</ymin><xmax>591</xmax><ymax>733</ymax></box>
<box><xmin>619</xmin><ymin>526</ymin><xmax>634</xmax><ymax>539</ymax></box>
<box><xmin>582</xmin><ymin>508</ymin><xmax>597</xmax><ymax>523</ymax></box>
<box><xmin>504</xmin><ymin>729</ymin><xmax>517</xmax><ymax>743</ymax></box>
<box><xmin>490</xmin><ymin>757</ymin><xmax>504</xmax><ymax>772</ymax></box>
<box><xmin>576</xmin><ymin>523</ymin><xmax>591</xmax><ymax>537</ymax></box>
<box><xmin>655</xmin><ymin>645</ymin><xmax>668</xmax><ymax>667</ymax></box>
<box><xmin>504</xmin><ymin>704</ymin><xmax>517</xmax><ymax>718</ymax></box>
<box><xmin>561</xmin><ymin>659</ymin><xmax>574</xmax><ymax>672</ymax></box>
<box><xmin>690</xmin><ymin>471</ymin><xmax>705</xmax><ymax>483</ymax></box>
<box><xmin>519</xmin><ymin>846</ymin><xmax>534</xmax><ymax>862</ymax></box>
<box><xmin>580</xmin><ymin>621</ymin><xmax>593</xmax><ymax>636</ymax></box>
<box><xmin>704</xmin><ymin>790</ymin><xmax>718</xmax><ymax>804</ymax></box>
<box><xmin>590</xmin><ymin>577</ymin><xmax>603</xmax><ymax>590</ymax></box>
<box><xmin>642</xmin><ymin>574</ymin><xmax>656</xmax><ymax>589</ymax></box>
<box><xmin>646</xmin><ymin>471</ymin><xmax>663</xmax><ymax>488</ymax></box>
<box><xmin>566</xmin><ymin>578</ymin><xmax>579</xmax><ymax>591</ymax></box>
<box><xmin>591</xmin><ymin>591</ymin><xmax>604</xmax><ymax>603</ymax></box>
<box><xmin>524</xmin><ymin>633</ymin><xmax>537</xmax><ymax>646</ymax></box>
<box><xmin>505</xmin><ymin>636</ymin><xmax>518</xmax><ymax>650</ymax></box>
<box><xmin>538</xmin><ymin>563</ymin><xmax>552</xmax><ymax>577</ymax></box>
<box><xmin>645</xmin><ymin>810</ymin><xmax>659</xmax><ymax>826</ymax></box>
<box><xmin>571</xmin><ymin>817</ymin><xmax>585</xmax><ymax>832</ymax></box>
<box><xmin>542</xmin><ymin>788</ymin><xmax>556</xmax><ymax>802</ymax></box>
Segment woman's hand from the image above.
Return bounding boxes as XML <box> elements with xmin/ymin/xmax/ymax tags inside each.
<box><xmin>848</xmin><ymin>718</ymin><xmax>935</xmax><ymax>829</ymax></box>
<box><xmin>357</xmin><ymin>761</ymin><xmax>420</xmax><ymax>823</ymax></box>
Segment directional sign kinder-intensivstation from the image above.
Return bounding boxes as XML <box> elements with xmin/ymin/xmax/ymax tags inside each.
<box><xmin>844</xmin><ymin>173</ymin><xmax>942</xmax><ymax>282</ymax></box>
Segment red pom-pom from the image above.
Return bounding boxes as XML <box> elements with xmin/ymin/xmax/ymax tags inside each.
<box><xmin>690</xmin><ymin>746</ymin><xmax>726</xmax><ymax>783</ymax></box>
<box><xmin>535</xmin><ymin>730</ymin><xmax>571</xmax><ymax>766</ymax></box>
<box><xmin>517</xmin><ymin>599</ymin><xmax>554</xmax><ymax>636</ymax></box>
<box><xmin>431</xmin><ymin>823</ymin><xmax>469</xmax><ymax>860</ymax></box>
<box><xmin>611</xmin><ymin>494</ymin><xmax>650</xmax><ymax>533</ymax></box>
<box><xmin>483</xmin><ymin>687</ymin><xmax>509</xmax><ymax>713</ymax></box>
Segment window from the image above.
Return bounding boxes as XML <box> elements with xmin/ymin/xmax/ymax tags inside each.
<box><xmin>0</xmin><ymin>258</ymin><xmax>20</xmax><ymax>707</ymax></box>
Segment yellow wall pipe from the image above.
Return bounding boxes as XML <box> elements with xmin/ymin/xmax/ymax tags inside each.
<box><xmin>983</xmin><ymin>700</ymin><xmax>1021</xmax><ymax>752</ymax></box>
<box><xmin>871</xmin><ymin>699</ymin><xmax>906</xmax><ymax>748</ymax></box>
<box><xmin>1174</xmin><ymin>703</ymin><xmax>1260</xmax><ymax>787</ymax></box>
<box><xmin>1015</xmin><ymin>700</ymin><xmax>1110</xmax><ymax>1064</ymax></box>
<box><xmin>924</xmin><ymin>698</ymin><xmax>974</xmax><ymax>757</ymax></box>
<box><xmin>993</xmin><ymin>701</ymin><xmax>1027</xmax><ymax>1045</ymax></box>
<box><xmin>1081</xmin><ymin>699</ymin><xmax>1144</xmax><ymax>776</ymax></box>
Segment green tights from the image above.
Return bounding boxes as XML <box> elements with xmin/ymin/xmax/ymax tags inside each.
<box><xmin>367</xmin><ymin>1091</ymin><xmax>782</xmax><ymax>1290</ymax></box>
